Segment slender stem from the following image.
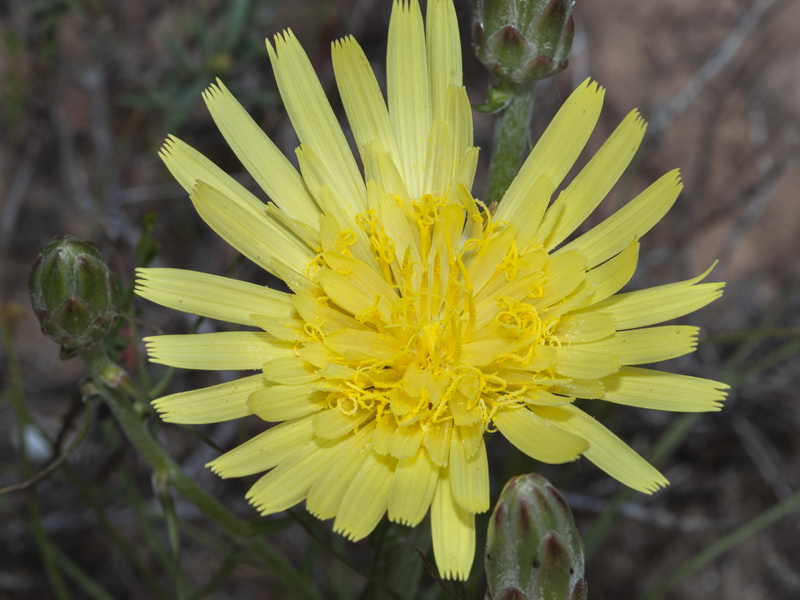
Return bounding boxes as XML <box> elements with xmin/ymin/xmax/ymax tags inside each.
<box><xmin>78</xmin><ymin>346</ymin><xmax>322</xmax><ymax>600</ymax></box>
<box><xmin>485</xmin><ymin>81</ymin><xmax>537</xmax><ymax>206</ymax></box>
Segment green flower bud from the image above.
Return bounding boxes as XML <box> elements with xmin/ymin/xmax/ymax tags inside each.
<box><xmin>472</xmin><ymin>0</ymin><xmax>575</xmax><ymax>83</ymax></box>
<box><xmin>485</xmin><ymin>474</ymin><xmax>587</xmax><ymax>600</ymax></box>
<box><xmin>29</xmin><ymin>235</ymin><xmax>118</xmax><ymax>358</ymax></box>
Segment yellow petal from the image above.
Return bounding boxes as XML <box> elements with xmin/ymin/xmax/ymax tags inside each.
<box><xmin>298</xmin><ymin>342</ymin><xmax>336</xmax><ymax>369</ymax></box>
<box><xmin>539</xmin><ymin>283</ymin><xmax>593</xmax><ymax>323</ymax></box>
<box><xmin>201</xmin><ymin>80</ymin><xmax>320</xmax><ymax>225</ymax></box>
<box><xmin>265</xmin><ymin>203</ymin><xmax>322</xmax><ymax>251</ymax></box>
<box><xmin>306</xmin><ymin>422</ymin><xmax>376</xmax><ymax>519</ymax></box>
<box><xmin>207</xmin><ymin>414</ymin><xmax>315</xmax><ymax>477</ymax></box>
<box><xmin>247</xmin><ymin>437</ymin><xmax>342</xmax><ymax>515</ymax></box>
<box><xmin>536</xmin><ymin>250</ymin><xmax>587</xmax><ymax>309</ymax></box>
<box><xmin>601</xmin><ymin>367</ymin><xmax>728</xmax><ymax>411</ymax></box>
<box><xmin>461</xmin><ymin>336</ymin><xmax>527</xmax><ymax>367</ymax></box>
<box><xmin>372</xmin><ymin>413</ymin><xmax>396</xmax><ymax>456</ymax></box>
<box><xmin>466</xmin><ymin>227</ymin><xmax>517</xmax><ymax>294</ymax></box>
<box><xmin>585</xmin><ymin>264</ymin><xmax>725</xmax><ymax>330</ymax></box>
<box><xmin>317</xmin><ymin>202</ymin><xmax>374</xmax><ymax>267</ymax></box>
<box><xmin>454</xmin><ymin>146</ymin><xmax>479</xmax><ymax>191</ymax></box>
<box><xmin>262</xmin><ymin>357</ymin><xmax>320</xmax><ymax>384</ymax></box>
<box><xmin>494</xmin><ymin>407</ymin><xmax>588</xmax><ymax>464</ymax></box>
<box><xmin>379</xmin><ymin>195</ymin><xmax>422</xmax><ymax>271</ymax></box>
<box><xmin>540</xmin><ymin>110</ymin><xmax>647</xmax><ymax>250</ymax></box>
<box><xmin>325</xmin><ymin>328</ymin><xmax>402</xmax><ymax>363</ymax></box>
<box><xmin>445</xmin><ymin>86</ymin><xmax>473</xmax><ymax>166</ymax></box>
<box><xmin>332</xmin><ymin>36</ymin><xmax>398</xmax><ymax>161</ymax></box>
<box><xmin>267</xmin><ymin>30</ymin><xmax>365</xmax><ymax>212</ymax></box>
<box><xmin>426</xmin><ymin>0</ymin><xmax>461</xmax><ymax>121</ymax></box>
<box><xmin>333</xmin><ymin>450</ymin><xmax>397</xmax><ymax>541</ymax></box>
<box><xmin>387</xmin><ymin>423</ymin><xmax>424</xmax><ymax>458</ymax></box>
<box><xmin>449</xmin><ymin>431</ymin><xmax>489</xmax><ymax>513</ymax></box>
<box><xmin>449</xmin><ymin>396</ymin><xmax>482</xmax><ymax>426</ymax></box>
<box><xmin>424</xmin><ymin>120</ymin><xmax>455</xmax><ymax>198</ymax></box>
<box><xmin>424</xmin><ymin>418</ymin><xmax>453</xmax><ymax>466</ymax></box>
<box><xmin>190</xmin><ymin>181</ymin><xmax>314</xmax><ymax>280</ymax></box>
<box><xmin>507</xmin><ymin>174</ymin><xmax>555</xmax><ymax>252</ymax></box>
<box><xmin>135</xmin><ymin>267</ymin><xmax>294</xmax><ymax>326</ymax></box>
<box><xmin>387</xmin><ymin>0</ymin><xmax>429</xmax><ymax>196</ymax></box>
<box><xmin>536</xmin><ymin>404</ymin><xmax>668</xmax><ymax>493</ymax></box>
<box><xmin>250</xmin><ymin>313</ymin><xmax>305</xmax><ymax>342</ymax></box>
<box><xmin>526</xmin><ymin>389</ymin><xmax>574</xmax><ymax>406</ymax></box>
<box><xmin>145</xmin><ymin>332</ymin><xmax>292</xmax><ymax>370</ymax></box>
<box><xmin>559</xmin><ymin>170</ymin><xmax>683</xmax><ymax>268</ymax></box>
<box><xmin>158</xmin><ymin>136</ymin><xmax>264</xmax><ymax>214</ymax></box>
<box><xmin>554</xmin><ymin>346</ymin><xmax>620</xmax><ymax>379</ymax></box>
<box><xmin>459</xmin><ymin>422</ymin><xmax>486</xmax><ymax>457</ymax></box>
<box><xmin>579</xmin><ymin>238</ymin><xmax>640</xmax><ymax>307</ymax></box>
<box><xmin>550</xmin><ymin>378</ymin><xmax>604</xmax><ymax>399</ymax></box>
<box><xmin>496</xmin><ymin>364</ymin><xmax>564</xmax><ymax>388</ymax></box>
<box><xmin>324</xmin><ymin>251</ymin><xmax>399</xmax><ymax>304</ymax></box>
<box><xmin>292</xmin><ymin>292</ymin><xmax>368</xmax><ymax>334</ymax></box>
<box><xmin>295</xmin><ymin>144</ymin><xmax>360</xmax><ymax>221</ymax></box>
<box><xmin>271</xmin><ymin>259</ymin><xmax>319</xmax><ymax>296</ymax></box>
<box><xmin>248</xmin><ymin>383</ymin><xmax>327</xmax><ymax>422</ymax></box>
<box><xmin>388</xmin><ymin>447</ymin><xmax>440</xmax><ymax>526</ymax></box>
<box><xmin>317</xmin><ymin>268</ymin><xmax>392</xmax><ymax>324</ymax></box>
<box><xmin>313</xmin><ymin>407</ymin><xmax>371</xmax><ymax>440</ymax></box>
<box><xmin>578</xmin><ymin>326</ymin><xmax>698</xmax><ymax>365</ymax></box>
<box><xmin>554</xmin><ymin>312</ymin><xmax>616</xmax><ymax>343</ymax></box>
<box><xmin>363</xmin><ymin>144</ymin><xmax>410</xmax><ymax>200</ymax></box>
<box><xmin>474</xmin><ymin>250</ymin><xmax>548</xmax><ymax>307</ymax></box>
<box><xmin>431</xmin><ymin>464</ymin><xmax>475</xmax><ymax>581</ymax></box>
<box><xmin>495</xmin><ymin>79</ymin><xmax>605</xmax><ymax>233</ymax></box>
<box><xmin>152</xmin><ymin>374</ymin><xmax>264</xmax><ymax>424</ymax></box>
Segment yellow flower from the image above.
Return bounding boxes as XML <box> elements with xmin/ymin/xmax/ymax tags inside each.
<box><xmin>136</xmin><ymin>0</ymin><xmax>727</xmax><ymax>580</ymax></box>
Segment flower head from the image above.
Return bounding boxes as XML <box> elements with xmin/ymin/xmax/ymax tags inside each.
<box><xmin>136</xmin><ymin>0</ymin><xmax>727</xmax><ymax>580</ymax></box>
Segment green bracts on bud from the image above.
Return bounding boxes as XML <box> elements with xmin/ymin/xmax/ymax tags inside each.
<box><xmin>472</xmin><ymin>0</ymin><xmax>575</xmax><ymax>82</ymax></box>
<box><xmin>485</xmin><ymin>474</ymin><xmax>587</xmax><ymax>600</ymax></box>
<box><xmin>29</xmin><ymin>235</ymin><xmax>118</xmax><ymax>358</ymax></box>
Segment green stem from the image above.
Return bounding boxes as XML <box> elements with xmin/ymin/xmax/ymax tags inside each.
<box><xmin>78</xmin><ymin>345</ymin><xmax>322</xmax><ymax>600</ymax></box>
<box><xmin>485</xmin><ymin>81</ymin><xmax>536</xmax><ymax>206</ymax></box>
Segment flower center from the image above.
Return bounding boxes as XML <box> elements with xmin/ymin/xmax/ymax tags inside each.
<box><xmin>289</xmin><ymin>193</ymin><xmax>573</xmax><ymax>461</ymax></box>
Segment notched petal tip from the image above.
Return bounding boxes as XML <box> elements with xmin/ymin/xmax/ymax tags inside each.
<box><xmin>132</xmin><ymin>268</ymin><xmax>149</xmax><ymax>294</ymax></box>
<box><xmin>157</xmin><ymin>135</ymin><xmax>183</xmax><ymax>164</ymax></box>
<box><xmin>330</xmin><ymin>33</ymin><xmax>357</xmax><ymax>53</ymax></box>
<box><xmin>266</xmin><ymin>28</ymin><xmax>298</xmax><ymax>57</ymax></box>
<box><xmin>666</xmin><ymin>167</ymin><xmax>684</xmax><ymax>189</ymax></box>
<box><xmin>331</xmin><ymin>523</ymin><xmax>360</xmax><ymax>542</ymax></box>
<box><xmin>576</xmin><ymin>76</ymin><xmax>605</xmax><ymax>99</ymax></box>
<box><xmin>642</xmin><ymin>476</ymin><xmax>670</xmax><ymax>495</ymax></box>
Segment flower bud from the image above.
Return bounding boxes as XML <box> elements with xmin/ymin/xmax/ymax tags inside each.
<box><xmin>472</xmin><ymin>0</ymin><xmax>575</xmax><ymax>83</ymax></box>
<box><xmin>29</xmin><ymin>235</ymin><xmax>118</xmax><ymax>357</ymax></box>
<box><xmin>485</xmin><ymin>474</ymin><xmax>586</xmax><ymax>600</ymax></box>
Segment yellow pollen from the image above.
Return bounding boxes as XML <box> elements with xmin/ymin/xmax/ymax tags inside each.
<box><xmin>295</xmin><ymin>193</ymin><xmax>572</xmax><ymax>450</ymax></box>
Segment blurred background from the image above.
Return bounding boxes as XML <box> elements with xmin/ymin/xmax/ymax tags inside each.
<box><xmin>1</xmin><ymin>0</ymin><xmax>799</xmax><ymax>598</ymax></box>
